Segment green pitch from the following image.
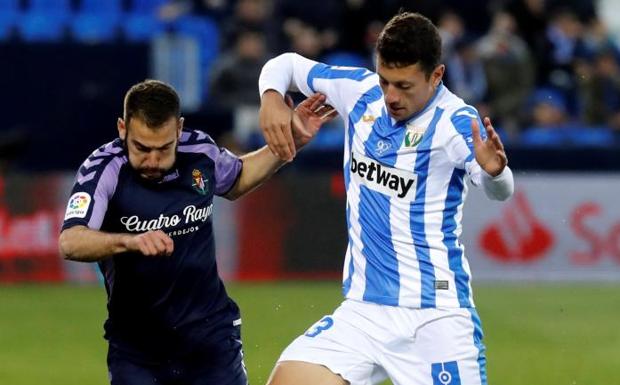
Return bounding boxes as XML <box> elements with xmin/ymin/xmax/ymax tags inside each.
<box><xmin>0</xmin><ymin>282</ymin><xmax>618</xmax><ymax>385</ymax></box>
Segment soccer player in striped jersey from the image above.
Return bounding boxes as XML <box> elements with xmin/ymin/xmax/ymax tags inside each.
<box><xmin>59</xmin><ymin>80</ymin><xmax>334</xmax><ymax>385</ymax></box>
<box><xmin>258</xmin><ymin>12</ymin><xmax>514</xmax><ymax>385</ymax></box>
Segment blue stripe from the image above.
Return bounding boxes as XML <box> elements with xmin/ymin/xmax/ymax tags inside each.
<box><xmin>467</xmin><ymin>308</ymin><xmax>488</xmax><ymax>385</ymax></box>
<box><xmin>307</xmin><ymin>63</ymin><xmax>373</xmax><ymax>93</ymax></box>
<box><xmin>411</xmin><ymin>107</ymin><xmax>444</xmax><ymax>308</ymax></box>
<box><xmin>442</xmin><ymin>169</ymin><xmax>471</xmax><ymax>307</ymax></box>
<box><xmin>450</xmin><ymin>106</ymin><xmax>485</xmax><ymax>159</ymax></box>
<box><xmin>344</xmin><ymin>85</ymin><xmax>383</xmax><ymax>191</ymax></box>
<box><xmin>358</xmin><ymin>185</ymin><xmax>398</xmax><ymax>305</ymax></box>
<box><xmin>357</xmin><ymin>111</ymin><xmax>402</xmax><ymax>305</ymax></box>
<box><xmin>342</xmin><ymin>85</ymin><xmax>383</xmax><ymax>297</ymax></box>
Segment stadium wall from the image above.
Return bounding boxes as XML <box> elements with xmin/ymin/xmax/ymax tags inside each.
<box><xmin>0</xmin><ymin>172</ymin><xmax>618</xmax><ymax>283</ymax></box>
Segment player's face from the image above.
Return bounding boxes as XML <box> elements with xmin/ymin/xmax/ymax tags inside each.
<box><xmin>117</xmin><ymin>116</ymin><xmax>183</xmax><ymax>181</ymax></box>
<box><xmin>377</xmin><ymin>58</ymin><xmax>444</xmax><ymax>122</ymax></box>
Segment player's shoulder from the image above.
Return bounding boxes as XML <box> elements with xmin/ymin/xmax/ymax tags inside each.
<box><xmin>437</xmin><ymin>88</ymin><xmax>480</xmax><ymax>136</ymax></box>
<box><xmin>81</xmin><ymin>139</ymin><xmax>126</xmax><ymax>169</ymax></box>
<box><xmin>76</xmin><ymin>139</ymin><xmax>127</xmax><ymax>186</ymax></box>
<box><xmin>178</xmin><ymin>128</ymin><xmax>216</xmax><ymax>146</ymax></box>
<box><xmin>177</xmin><ymin>128</ymin><xmax>224</xmax><ymax>160</ymax></box>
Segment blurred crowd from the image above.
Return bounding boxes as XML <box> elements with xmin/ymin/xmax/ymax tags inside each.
<box><xmin>2</xmin><ymin>0</ymin><xmax>620</xmax><ymax>146</ymax></box>
<box><xmin>181</xmin><ymin>0</ymin><xmax>620</xmax><ymax>146</ymax></box>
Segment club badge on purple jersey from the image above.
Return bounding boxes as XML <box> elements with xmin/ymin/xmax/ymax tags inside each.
<box><xmin>191</xmin><ymin>169</ymin><xmax>208</xmax><ymax>195</ymax></box>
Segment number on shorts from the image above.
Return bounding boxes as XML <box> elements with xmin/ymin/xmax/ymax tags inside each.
<box><xmin>304</xmin><ymin>316</ymin><xmax>334</xmax><ymax>338</ymax></box>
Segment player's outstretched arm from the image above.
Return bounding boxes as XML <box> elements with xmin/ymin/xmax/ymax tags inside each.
<box><xmin>59</xmin><ymin>226</ymin><xmax>174</xmax><ymax>262</ymax></box>
<box><xmin>226</xmin><ymin>93</ymin><xmax>335</xmax><ymax>200</ymax></box>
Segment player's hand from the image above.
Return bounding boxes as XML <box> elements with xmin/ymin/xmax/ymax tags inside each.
<box><xmin>290</xmin><ymin>93</ymin><xmax>337</xmax><ymax>150</ymax></box>
<box><xmin>471</xmin><ymin>117</ymin><xmax>508</xmax><ymax>177</ymax></box>
<box><xmin>259</xmin><ymin>90</ymin><xmax>296</xmax><ymax>162</ymax></box>
<box><xmin>125</xmin><ymin>230</ymin><xmax>174</xmax><ymax>257</ymax></box>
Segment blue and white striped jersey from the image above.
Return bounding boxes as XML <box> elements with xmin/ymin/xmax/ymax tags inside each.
<box><xmin>261</xmin><ymin>53</ymin><xmax>494</xmax><ymax>309</ymax></box>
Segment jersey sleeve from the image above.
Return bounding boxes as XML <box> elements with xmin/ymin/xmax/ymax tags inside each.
<box><xmin>212</xmin><ymin>147</ymin><xmax>242</xmax><ymax>195</ymax></box>
<box><xmin>444</xmin><ymin>106</ymin><xmax>487</xmax><ymax>185</ymax></box>
<box><xmin>62</xmin><ymin>145</ymin><xmax>124</xmax><ymax>231</ymax></box>
<box><xmin>259</xmin><ymin>52</ymin><xmax>377</xmax><ymax>117</ymax></box>
<box><xmin>177</xmin><ymin>130</ymin><xmax>242</xmax><ymax>196</ymax></box>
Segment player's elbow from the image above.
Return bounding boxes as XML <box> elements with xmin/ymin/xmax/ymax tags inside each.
<box><xmin>58</xmin><ymin>227</ymin><xmax>81</xmax><ymax>260</ymax></box>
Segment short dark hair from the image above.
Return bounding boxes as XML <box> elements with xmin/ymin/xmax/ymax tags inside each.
<box><xmin>376</xmin><ymin>12</ymin><xmax>442</xmax><ymax>77</ymax></box>
<box><xmin>123</xmin><ymin>79</ymin><xmax>180</xmax><ymax>128</ymax></box>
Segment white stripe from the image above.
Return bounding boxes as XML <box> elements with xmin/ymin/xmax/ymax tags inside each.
<box><xmin>425</xmin><ymin>141</ymin><xmax>459</xmax><ymax>308</ymax></box>
<box><xmin>344</xmin><ymin>102</ymin><xmax>374</xmax><ymax>301</ymax></box>
<box><xmin>392</xmin><ymin>151</ymin><xmax>421</xmax><ymax>307</ymax></box>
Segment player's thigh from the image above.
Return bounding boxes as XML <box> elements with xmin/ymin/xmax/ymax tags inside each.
<box><xmin>273</xmin><ymin>305</ymin><xmax>388</xmax><ymax>385</ymax></box>
<box><xmin>267</xmin><ymin>361</ymin><xmax>348</xmax><ymax>385</ymax></box>
<box><xmin>186</xmin><ymin>324</ymin><xmax>249</xmax><ymax>385</ymax></box>
<box><xmin>107</xmin><ymin>347</ymin><xmax>162</xmax><ymax>385</ymax></box>
<box><xmin>383</xmin><ymin>309</ymin><xmax>486</xmax><ymax>385</ymax></box>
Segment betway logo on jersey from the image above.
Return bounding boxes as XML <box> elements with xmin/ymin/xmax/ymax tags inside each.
<box><xmin>120</xmin><ymin>203</ymin><xmax>213</xmax><ymax>232</ymax></box>
<box><xmin>350</xmin><ymin>152</ymin><xmax>416</xmax><ymax>199</ymax></box>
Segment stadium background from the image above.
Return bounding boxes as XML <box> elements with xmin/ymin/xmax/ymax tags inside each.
<box><xmin>0</xmin><ymin>0</ymin><xmax>619</xmax><ymax>384</ymax></box>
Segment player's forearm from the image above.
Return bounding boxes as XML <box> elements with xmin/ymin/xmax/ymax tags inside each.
<box><xmin>59</xmin><ymin>225</ymin><xmax>132</xmax><ymax>262</ymax></box>
<box><xmin>225</xmin><ymin>146</ymin><xmax>286</xmax><ymax>200</ymax></box>
<box><xmin>482</xmin><ymin>166</ymin><xmax>514</xmax><ymax>201</ymax></box>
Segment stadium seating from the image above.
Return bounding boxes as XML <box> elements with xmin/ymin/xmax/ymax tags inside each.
<box><xmin>71</xmin><ymin>0</ymin><xmax>122</xmax><ymax>43</ymax></box>
<box><xmin>322</xmin><ymin>51</ymin><xmax>370</xmax><ymax>68</ymax></box>
<box><xmin>18</xmin><ymin>0</ymin><xmax>71</xmax><ymax>42</ymax></box>
<box><xmin>0</xmin><ymin>0</ymin><xmax>20</xmax><ymax>40</ymax></box>
<box><xmin>123</xmin><ymin>13</ymin><xmax>166</xmax><ymax>42</ymax></box>
<box><xmin>173</xmin><ymin>15</ymin><xmax>219</xmax><ymax>64</ymax></box>
<box><xmin>130</xmin><ymin>0</ymin><xmax>169</xmax><ymax>13</ymax></box>
<box><xmin>521</xmin><ymin>126</ymin><xmax>615</xmax><ymax>147</ymax></box>
<box><xmin>79</xmin><ymin>0</ymin><xmax>122</xmax><ymax>13</ymax></box>
<box><xmin>71</xmin><ymin>13</ymin><xmax>119</xmax><ymax>43</ymax></box>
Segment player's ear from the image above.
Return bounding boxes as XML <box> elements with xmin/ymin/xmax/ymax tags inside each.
<box><xmin>177</xmin><ymin>117</ymin><xmax>184</xmax><ymax>139</ymax></box>
<box><xmin>117</xmin><ymin>118</ymin><xmax>126</xmax><ymax>140</ymax></box>
<box><xmin>432</xmin><ymin>64</ymin><xmax>445</xmax><ymax>88</ymax></box>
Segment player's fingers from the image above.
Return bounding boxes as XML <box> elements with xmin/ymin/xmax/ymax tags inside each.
<box><xmin>471</xmin><ymin>118</ymin><xmax>483</xmax><ymax>148</ymax></box>
<box><xmin>496</xmin><ymin>150</ymin><xmax>508</xmax><ymax>168</ymax></box>
<box><xmin>273</xmin><ymin>123</ymin><xmax>293</xmax><ymax>160</ymax></box>
<box><xmin>151</xmin><ymin>231</ymin><xmax>171</xmax><ymax>255</ymax></box>
<box><xmin>292</xmin><ymin>112</ymin><xmax>311</xmax><ymax>136</ymax></box>
<box><xmin>267</xmin><ymin>123</ymin><xmax>288</xmax><ymax>159</ymax></box>
<box><xmin>262</xmin><ymin>128</ymin><xmax>279</xmax><ymax>156</ymax></box>
<box><xmin>138</xmin><ymin>237</ymin><xmax>157</xmax><ymax>256</ymax></box>
<box><xmin>282</xmin><ymin>122</ymin><xmax>297</xmax><ymax>159</ymax></box>
<box><xmin>308</xmin><ymin>93</ymin><xmax>326</xmax><ymax>112</ymax></box>
<box><xmin>285</xmin><ymin>94</ymin><xmax>294</xmax><ymax>109</ymax></box>
<box><xmin>483</xmin><ymin>117</ymin><xmax>496</xmax><ymax>137</ymax></box>
<box><xmin>490</xmin><ymin>131</ymin><xmax>505</xmax><ymax>152</ymax></box>
<box><xmin>321</xmin><ymin>106</ymin><xmax>337</xmax><ymax>121</ymax></box>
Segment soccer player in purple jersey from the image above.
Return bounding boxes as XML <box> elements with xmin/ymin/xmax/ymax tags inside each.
<box><xmin>59</xmin><ymin>79</ymin><xmax>334</xmax><ymax>385</ymax></box>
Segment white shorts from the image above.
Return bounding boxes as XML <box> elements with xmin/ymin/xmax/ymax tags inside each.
<box><xmin>278</xmin><ymin>299</ymin><xmax>487</xmax><ymax>385</ymax></box>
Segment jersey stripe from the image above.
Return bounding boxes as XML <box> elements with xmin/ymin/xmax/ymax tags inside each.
<box><xmin>411</xmin><ymin>107</ymin><xmax>444</xmax><ymax>308</ymax></box>
<box><xmin>359</xmin><ymin>116</ymin><xmax>401</xmax><ymax>304</ymax></box>
<box><xmin>442</xmin><ymin>169</ymin><xmax>471</xmax><ymax>307</ymax></box>
<box><xmin>307</xmin><ymin>63</ymin><xmax>373</xmax><ymax>93</ymax></box>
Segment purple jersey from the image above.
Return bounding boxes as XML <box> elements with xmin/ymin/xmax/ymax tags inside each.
<box><xmin>62</xmin><ymin>129</ymin><xmax>242</xmax><ymax>361</ymax></box>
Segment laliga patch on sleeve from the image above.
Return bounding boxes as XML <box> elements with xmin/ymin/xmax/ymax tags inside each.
<box><xmin>64</xmin><ymin>192</ymin><xmax>92</xmax><ymax>220</ymax></box>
